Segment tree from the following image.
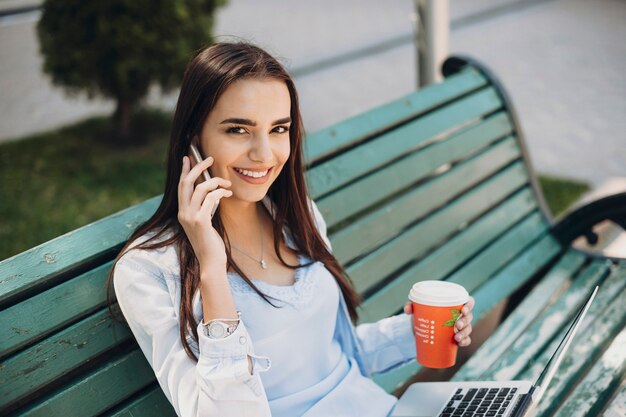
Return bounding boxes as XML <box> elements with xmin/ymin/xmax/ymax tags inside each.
<box><xmin>37</xmin><ymin>0</ymin><xmax>227</xmax><ymax>144</ymax></box>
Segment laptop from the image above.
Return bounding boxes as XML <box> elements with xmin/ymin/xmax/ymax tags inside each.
<box><xmin>391</xmin><ymin>285</ymin><xmax>599</xmax><ymax>417</ymax></box>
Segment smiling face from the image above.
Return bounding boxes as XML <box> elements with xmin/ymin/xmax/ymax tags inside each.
<box><xmin>197</xmin><ymin>77</ymin><xmax>292</xmax><ymax>205</ymax></box>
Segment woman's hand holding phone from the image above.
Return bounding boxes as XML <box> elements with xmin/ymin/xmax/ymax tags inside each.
<box><xmin>178</xmin><ymin>155</ymin><xmax>232</xmax><ymax>271</ymax></box>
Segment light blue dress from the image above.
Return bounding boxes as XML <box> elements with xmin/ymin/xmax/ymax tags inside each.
<box><xmin>228</xmin><ymin>249</ymin><xmax>398</xmax><ymax>417</ymax></box>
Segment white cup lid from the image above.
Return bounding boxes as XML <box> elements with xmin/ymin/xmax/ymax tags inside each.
<box><xmin>408</xmin><ymin>280</ymin><xmax>469</xmax><ymax>307</ymax></box>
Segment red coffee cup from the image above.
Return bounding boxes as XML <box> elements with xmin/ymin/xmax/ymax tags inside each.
<box><xmin>409</xmin><ymin>280</ymin><xmax>469</xmax><ymax>368</ymax></box>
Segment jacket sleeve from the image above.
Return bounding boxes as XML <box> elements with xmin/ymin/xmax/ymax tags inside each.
<box><xmin>307</xmin><ymin>198</ymin><xmax>416</xmax><ymax>375</ymax></box>
<box><xmin>355</xmin><ymin>314</ymin><xmax>416</xmax><ymax>375</ymax></box>
<box><xmin>113</xmin><ymin>256</ymin><xmax>272</xmax><ymax>417</ymax></box>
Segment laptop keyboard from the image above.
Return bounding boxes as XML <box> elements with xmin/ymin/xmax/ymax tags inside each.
<box><xmin>437</xmin><ymin>387</ymin><xmax>518</xmax><ymax>417</ymax></box>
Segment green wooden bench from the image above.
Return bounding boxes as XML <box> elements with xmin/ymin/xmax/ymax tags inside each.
<box><xmin>1</xmin><ymin>55</ymin><xmax>625</xmax><ymax>416</ymax></box>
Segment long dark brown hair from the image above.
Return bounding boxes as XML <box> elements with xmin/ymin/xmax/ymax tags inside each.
<box><xmin>106</xmin><ymin>41</ymin><xmax>362</xmax><ymax>361</ymax></box>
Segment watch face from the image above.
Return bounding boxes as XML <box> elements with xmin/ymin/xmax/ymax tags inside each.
<box><xmin>208</xmin><ymin>322</ymin><xmax>227</xmax><ymax>338</ymax></box>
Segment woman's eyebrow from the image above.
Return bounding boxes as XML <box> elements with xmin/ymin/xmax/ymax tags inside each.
<box><xmin>219</xmin><ymin>117</ymin><xmax>291</xmax><ymax>126</ymax></box>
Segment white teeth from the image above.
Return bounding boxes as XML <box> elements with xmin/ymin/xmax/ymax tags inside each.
<box><xmin>235</xmin><ymin>167</ymin><xmax>269</xmax><ymax>178</ymax></box>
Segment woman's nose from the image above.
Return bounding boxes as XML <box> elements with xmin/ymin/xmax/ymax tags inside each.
<box><xmin>249</xmin><ymin>134</ymin><xmax>273</xmax><ymax>162</ymax></box>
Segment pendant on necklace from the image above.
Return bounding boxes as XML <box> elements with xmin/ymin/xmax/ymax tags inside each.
<box><xmin>261</xmin><ymin>259</ymin><xmax>267</xmax><ymax>269</ymax></box>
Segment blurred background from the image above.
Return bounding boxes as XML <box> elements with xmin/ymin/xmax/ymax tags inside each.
<box><xmin>1</xmin><ymin>0</ymin><xmax>624</xmax><ymax>260</ymax></box>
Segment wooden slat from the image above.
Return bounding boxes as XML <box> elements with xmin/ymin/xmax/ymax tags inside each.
<box><xmin>0</xmin><ymin>309</ymin><xmax>131</xmax><ymax>410</ymax></box>
<box><xmin>446</xmin><ymin>211</ymin><xmax>548</xmax><ymax>292</ymax></box>
<box><xmin>601</xmin><ymin>382</ymin><xmax>626</xmax><ymax>417</ymax></box>
<box><xmin>519</xmin><ymin>262</ymin><xmax>626</xmax><ymax>381</ymax></box>
<box><xmin>0</xmin><ymin>196</ymin><xmax>161</xmax><ymax>307</ymax></box>
<box><xmin>0</xmin><ymin>262</ymin><xmax>112</xmax><ymax>359</ymax></box>
<box><xmin>318</xmin><ymin>112</ymin><xmax>514</xmax><ymax>227</ymax></box>
<box><xmin>106</xmin><ymin>385</ymin><xmax>176</xmax><ymax>417</ymax></box>
<box><xmin>307</xmin><ymin>87</ymin><xmax>503</xmax><ymax>199</ymax></box>
<box><xmin>20</xmin><ymin>349</ymin><xmax>154</xmax><ymax>417</ymax></box>
<box><xmin>350</xmin><ymin>162</ymin><xmax>530</xmax><ymax>306</ymax></box>
<box><xmin>304</xmin><ymin>67</ymin><xmax>487</xmax><ymax>162</ymax></box>
<box><xmin>467</xmin><ymin>233</ymin><xmax>564</xmax><ymax>323</ymax></box>
<box><xmin>331</xmin><ymin>134</ymin><xmax>522</xmax><ymax>264</ymax></box>
<box><xmin>480</xmin><ymin>259</ymin><xmax>612</xmax><ymax>381</ymax></box>
<box><xmin>552</xmin><ymin>327</ymin><xmax>626</xmax><ymax>417</ymax></box>
<box><xmin>356</xmin><ymin>188</ymin><xmax>537</xmax><ymax>323</ymax></box>
<box><xmin>452</xmin><ymin>250</ymin><xmax>587</xmax><ymax>381</ymax></box>
<box><xmin>403</xmin><ymin>209</ymin><xmax>546</xmax><ymax>297</ymax></box>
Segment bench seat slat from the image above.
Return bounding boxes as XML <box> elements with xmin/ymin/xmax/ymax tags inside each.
<box><xmin>349</xmin><ymin>162</ymin><xmax>532</xmax><ymax>303</ymax></box>
<box><xmin>0</xmin><ymin>262</ymin><xmax>112</xmax><ymax>358</ymax></box>
<box><xmin>332</xmin><ymin>134</ymin><xmax>523</xmax><ymax>264</ymax></box>
<box><xmin>0</xmin><ymin>196</ymin><xmax>161</xmax><ymax>307</ymax></box>
<box><xmin>452</xmin><ymin>250</ymin><xmax>587</xmax><ymax>381</ymax></box>
<box><xmin>600</xmin><ymin>383</ymin><xmax>626</xmax><ymax>417</ymax></box>
<box><xmin>0</xmin><ymin>309</ymin><xmax>131</xmax><ymax>410</ymax></box>
<box><xmin>552</xmin><ymin>326</ymin><xmax>626</xmax><ymax>417</ymax></box>
<box><xmin>304</xmin><ymin>67</ymin><xmax>487</xmax><ymax>162</ymax></box>
<box><xmin>308</xmin><ymin>87</ymin><xmax>503</xmax><ymax>198</ymax></box>
<box><xmin>480</xmin><ymin>259</ymin><xmax>612</xmax><ymax>381</ymax></box>
<box><xmin>20</xmin><ymin>349</ymin><xmax>154</xmax><ymax>417</ymax></box>
<box><xmin>105</xmin><ymin>385</ymin><xmax>176</xmax><ymax>417</ymax></box>
<box><xmin>318</xmin><ymin>112</ymin><xmax>514</xmax><ymax>227</ymax></box>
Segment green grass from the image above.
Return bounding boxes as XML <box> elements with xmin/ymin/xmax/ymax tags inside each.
<box><xmin>0</xmin><ymin>110</ymin><xmax>172</xmax><ymax>260</ymax></box>
<box><xmin>0</xmin><ymin>114</ymin><xmax>591</xmax><ymax>261</ymax></box>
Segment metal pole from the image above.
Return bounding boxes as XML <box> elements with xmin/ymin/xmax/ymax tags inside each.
<box><xmin>415</xmin><ymin>0</ymin><xmax>449</xmax><ymax>88</ymax></box>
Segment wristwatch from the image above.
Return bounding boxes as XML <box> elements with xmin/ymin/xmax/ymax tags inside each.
<box><xmin>202</xmin><ymin>311</ymin><xmax>242</xmax><ymax>339</ymax></box>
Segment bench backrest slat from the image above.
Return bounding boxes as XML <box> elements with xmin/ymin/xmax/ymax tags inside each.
<box><xmin>0</xmin><ymin>262</ymin><xmax>112</xmax><ymax>358</ymax></box>
<box><xmin>307</xmin><ymin>86</ymin><xmax>504</xmax><ymax>200</ymax></box>
<box><xmin>19</xmin><ymin>349</ymin><xmax>154</xmax><ymax>417</ymax></box>
<box><xmin>304</xmin><ymin>67</ymin><xmax>488</xmax><ymax>162</ymax></box>
<box><xmin>0</xmin><ymin>197</ymin><xmax>162</xmax><ymax>308</ymax></box>
<box><xmin>1</xmin><ymin>309</ymin><xmax>131</xmax><ymax>410</ymax></box>
<box><xmin>331</xmin><ymin>135</ymin><xmax>525</xmax><ymax>265</ymax></box>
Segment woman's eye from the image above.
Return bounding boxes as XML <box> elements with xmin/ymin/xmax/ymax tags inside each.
<box><xmin>226</xmin><ymin>126</ymin><xmax>247</xmax><ymax>134</ymax></box>
<box><xmin>273</xmin><ymin>125</ymin><xmax>290</xmax><ymax>134</ymax></box>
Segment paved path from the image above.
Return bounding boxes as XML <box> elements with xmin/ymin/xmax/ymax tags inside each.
<box><xmin>0</xmin><ymin>0</ymin><xmax>624</xmax><ymax>189</ymax></box>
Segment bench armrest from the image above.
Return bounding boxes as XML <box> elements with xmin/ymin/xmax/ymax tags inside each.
<box><xmin>551</xmin><ymin>192</ymin><xmax>626</xmax><ymax>247</ymax></box>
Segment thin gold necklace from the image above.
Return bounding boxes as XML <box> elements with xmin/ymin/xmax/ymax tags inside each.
<box><xmin>229</xmin><ymin>212</ymin><xmax>267</xmax><ymax>269</ymax></box>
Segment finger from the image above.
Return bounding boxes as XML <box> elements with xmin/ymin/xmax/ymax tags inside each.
<box><xmin>404</xmin><ymin>302</ymin><xmax>412</xmax><ymax>315</ymax></box>
<box><xmin>462</xmin><ymin>296</ymin><xmax>475</xmax><ymax>315</ymax></box>
<box><xmin>190</xmin><ymin>177</ymin><xmax>232</xmax><ymax>209</ymax></box>
<box><xmin>180</xmin><ymin>156</ymin><xmax>215</xmax><ymax>207</ymax></box>
<box><xmin>200</xmin><ymin>188</ymin><xmax>233</xmax><ymax>216</ymax></box>
<box><xmin>185</xmin><ymin>156</ymin><xmax>215</xmax><ymax>186</ymax></box>
<box><xmin>455</xmin><ymin>324</ymin><xmax>472</xmax><ymax>342</ymax></box>
<box><xmin>458</xmin><ymin>336</ymin><xmax>472</xmax><ymax>347</ymax></box>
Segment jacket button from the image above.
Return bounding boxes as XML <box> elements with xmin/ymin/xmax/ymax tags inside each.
<box><xmin>239</xmin><ymin>336</ymin><xmax>247</xmax><ymax>344</ymax></box>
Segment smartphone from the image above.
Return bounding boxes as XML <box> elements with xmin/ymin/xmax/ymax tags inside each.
<box><xmin>189</xmin><ymin>143</ymin><xmax>219</xmax><ymax>216</ymax></box>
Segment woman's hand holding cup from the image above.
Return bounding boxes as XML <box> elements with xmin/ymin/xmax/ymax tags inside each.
<box><xmin>404</xmin><ymin>295</ymin><xmax>474</xmax><ymax>347</ymax></box>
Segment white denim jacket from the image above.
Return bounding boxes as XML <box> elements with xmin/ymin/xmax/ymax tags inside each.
<box><xmin>113</xmin><ymin>197</ymin><xmax>416</xmax><ymax>416</ymax></box>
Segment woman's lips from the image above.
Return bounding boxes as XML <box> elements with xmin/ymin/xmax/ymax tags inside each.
<box><xmin>232</xmin><ymin>167</ymin><xmax>273</xmax><ymax>184</ymax></box>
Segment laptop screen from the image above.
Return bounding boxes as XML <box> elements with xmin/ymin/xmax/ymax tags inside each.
<box><xmin>531</xmin><ymin>285</ymin><xmax>598</xmax><ymax>403</ymax></box>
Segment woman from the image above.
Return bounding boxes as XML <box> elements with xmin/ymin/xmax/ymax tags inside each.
<box><xmin>108</xmin><ymin>41</ymin><xmax>475</xmax><ymax>417</ymax></box>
